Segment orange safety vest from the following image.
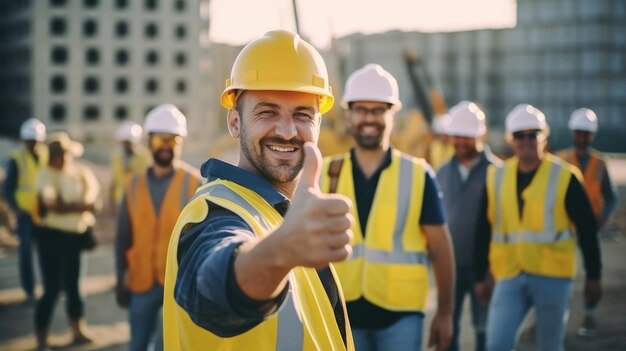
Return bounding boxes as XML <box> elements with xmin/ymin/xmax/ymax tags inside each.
<box><xmin>557</xmin><ymin>148</ymin><xmax>605</xmax><ymax>218</ymax></box>
<box><xmin>124</xmin><ymin>165</ymin><xmax>200</xmax><ymax>293</ymax></box>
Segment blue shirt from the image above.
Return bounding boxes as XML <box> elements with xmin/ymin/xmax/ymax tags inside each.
<box><xmin>174</xmin><ymin>159</ymin><xmax>346</xmax><ymax>339</ymax></box>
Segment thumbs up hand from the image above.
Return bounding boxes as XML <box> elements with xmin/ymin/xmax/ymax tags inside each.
<box><xmin>276</xmin><ymin>142</ymin><xmax>353</xmax><ymax>269</ymax></box>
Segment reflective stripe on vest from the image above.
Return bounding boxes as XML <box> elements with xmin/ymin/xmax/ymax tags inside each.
<box><xmin>492</xmin><ymin>162</ymin><xmax>562</xmax><ymax>243</ymax></box>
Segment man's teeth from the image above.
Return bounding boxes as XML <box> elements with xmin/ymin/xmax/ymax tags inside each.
<box><xmin>269</xmin><ymin>145</ymin><xmax>295</xmax><ymax>152</ymax></box>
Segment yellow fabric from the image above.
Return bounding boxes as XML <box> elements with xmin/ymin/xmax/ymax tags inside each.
<box><xmin>486</xmin><ymin>155</ymin><xmax>580</xmax><ymax>280</ymax></box>
<box><xmin>37</xmin><ymin>161</ymin><xmax>100</xmax><ymax>234</ymax></box>
<box><xmin>110</xmin><ymin>145</ymin><xmax>152</xmax><ymax>205</ymax></box>
<box><xmin>10</xmin><ymin>146</ymin><xmax>48</xmax><ymax>218</ymax></box>
<box><xmin>125</xmin><ymin>166</ymin><xmax>200</xmax><ymax>293</ymax></box>
<box><xmin>557</xmin><ymin>148</ymin><xmax>605</xmax><ymax>218</ymax></box>
<box><xmin>320</xmin><ymin>150</ymin><xmax>429</xmax><ymax>311</ymax></box>
<box><xmin>428</xmin><ymin>139</ymin><xmax>454</xmax><ymax>170</ymax></box>
<box><xmin>163</xmin><ymin>180</ymin><xmax>353</xmax><ymax>351</ymax></box>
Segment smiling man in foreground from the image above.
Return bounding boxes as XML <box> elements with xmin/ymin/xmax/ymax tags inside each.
<box><xmin>162</xmin><ymin>30</ymin><xmax>355</xmax><ymax>350</ymax></box>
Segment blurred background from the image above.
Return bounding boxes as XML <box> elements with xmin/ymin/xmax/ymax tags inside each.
<box><xmin>0</xmin><ymin>0</ymin><xmax>625</xmax><ymax>350</ymax></box>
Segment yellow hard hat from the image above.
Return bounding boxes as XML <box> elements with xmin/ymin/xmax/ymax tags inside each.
<box><xmin>220</xmin><ymin>30</ymin><xmax>334</xmax><ymax>114</ymax></box>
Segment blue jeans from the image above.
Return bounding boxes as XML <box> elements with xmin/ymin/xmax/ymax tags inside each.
<box><xmin>486</xmin><ymin>273</ymin><xmax>572</xmax><ymax>351</ymax></box>
<box><xmin>447</xmin><ymin>266</ymin><xmax>487</xmax><ymax>351</ymax></box>
<box><xmin>129</xmin><ymin>284</ymin><xmax>163</xmax><ymax>351</ymax></box>
<box><xmin>352</xmin><ymin>313</ymin><xmax>424</xmax><ymax>351</ymax></box>
<box><xmin>17</xmin><ymin>213</ymin><xmax>35</xmax><ymax>296</ymax></box>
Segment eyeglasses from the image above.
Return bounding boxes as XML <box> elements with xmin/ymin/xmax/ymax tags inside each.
<box><xmin>150</xmin><ymin>135</ymin><xmax>183</xmax><ymax>149</ymax></box>
<box><xmin>512</xmin><ymin>130</ymin><xmax>542</xmax><ymax>141</ymax></box>
<box><xmin>350</xmin><ymin>106</ymin><xmax>389</xmax><ymax>118</ymax></box>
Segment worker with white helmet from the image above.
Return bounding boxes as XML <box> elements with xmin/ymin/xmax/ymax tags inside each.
<box><xmin>556</xmin><ymin>108</ymin><xmax>617</xmax><ymax>337</ymax></box>
<box><xmin>320</xmin><ymin>63</ymin><xmax>454</xmax><ymax>351</ymax></box>
<box><xmin>473</xmin><ymin>104</ymin><xmax>602</xmax><ymax>351</ymax></box>
<box><xmin>114</xmin><ymin>104</ymin><xmax>202</xmax><ymax>351</ymax></box>
<box><xmin>163</xmin><ymin>30</ymin><xmax>354</xmax><ymax>351</ymax></box>
<box><xmin>109</xmin><ymin>121</ymin><xmax>152</xmax><ymax>209</ymax></box>
<box><xmin>3</xmin><ymin>118</ymin><xmax>47</xmax><ymax>301</ymax></box>
<box><xmin>429</xmin><ymin>113</ymin><xmax>454</xmax><ymax>169</ymax></box>
<box><xmin>436</xmin><ymin>101</ymin><xmax>502</xmax><ymax>351</ymax></box>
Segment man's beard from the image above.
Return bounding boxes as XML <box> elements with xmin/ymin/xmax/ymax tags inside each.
<box><xmin>153</xmin><ymin>149</ymin><xmax>174</xmax><ymax>167</ymax></box>
<box><xmin>240</xmin><ymin>127</ymin><xmax>304</xmax><ymax>183</ymax></box>
<box><xmin>353</xmin><ymin>123</ymin><xmax>385</xmax><ymax>150</ymax></box>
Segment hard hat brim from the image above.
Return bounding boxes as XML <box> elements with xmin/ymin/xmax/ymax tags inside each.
<box><xmin>221</xmin><ymin>84</ymin><xmax>334</xmax><ymax>114</ymax></box>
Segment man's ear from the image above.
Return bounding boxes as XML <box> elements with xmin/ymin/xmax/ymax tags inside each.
<box><xmin>227</xmin><ymin>109</ymin><xmax>241</xmax><ymax>139</ymax></box>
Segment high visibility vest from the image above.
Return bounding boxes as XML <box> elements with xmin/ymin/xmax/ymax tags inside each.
<box><xmin>486</xmin><ymin>154</ymin><xmax>581</xmax><ymax>280</ymax></box>
<box><xmin>10</xmin><ymin>146</ymin><xmax>48</xmax><ymax>218</ymax></box>
<box><xmin>320</xmin><ymin>150</ymin><xmax>429</xmax><ymax>311</ymax></box>
<box><xmin>557</xmin><ymin>148</ymin><xmax>605</xmax><ymax>218</ymax></box>
<box><xmin>163</xmin><ymin>180</ymin><xmax>354</xmax><ymax>351</ymax></box>
<box><xmin>111</xmin><ymin>145</ymin><xmax>152</xmax><ymax>205</ymax></box>
<box><xmin>125</xmin><ymin>165</ymin><xmax>199</xmax><ymax>293</ymax></box>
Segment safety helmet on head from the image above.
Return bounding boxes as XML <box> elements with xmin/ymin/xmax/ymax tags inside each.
<box><xmin>342</xmin><ymin>64</ymin><xmax>402</xmax><ymax>110</ymax></box>
<box><xmin>20</xmin><ymin>118</ymin><xmax>46</xmax><ymax>142</ymax></box>
<box><xmin>568</xmin><ymin>108</ymin><xmax>598</xmax><ymax>133</ymax></box>
<box><xmin>116</xmin><ymin>121</ymin><xmax>143</xmax><ymax>143</ymax></box>
<box><xmin>505</xmin><ymin>104</ymin><xmax>549</xmax><ymax>134</ymax></box>
<box><xmin>144</xmin><ymin>104</ymin><xmax>187</xmax><ymax>137</ymax></box>
<box><xmin>220</xmin><ymin>30</ymin><xmax>334</xmax><ymax>114</ymax></box>
<box><xmin>446</xmin><ymin>101</ymin><xmax>486</xmax><ymax>138</ymax></box>
<box><xmin>432</xmin><ymin>114</ymin><xmax>451</xmax><ymax>135</ymax></box>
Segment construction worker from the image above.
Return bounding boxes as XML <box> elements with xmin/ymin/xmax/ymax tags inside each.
<box><xmin>428</xmin><ymin>113</ymin><xmax>454</xmax><ymax>169</ymax></box>
<box><xmin>114</xmin><ymin>104</ymin><xmax>201</xmax><ymax>351</ymax></box>
<box><xmin>3</xmin><ymin>118</ymin><xmax>47</xmax><ymax>300</ymax></box>
<box><xmin>163</xmin><ymin>30</ymin><xmax>355</xmax><ymax>350</ymax></box>
<box><xmin>436</xmin><ymin>101</ymin><xmax>501</xmax><ymax>351</ymax></box>
<box><xmin>321</xmin><ymin>63</ymin><xmax>455</xmax><ymax>351</ymax></box>
<box><xmin>474</xmin><ymin>104</ymin><xmax>602</xmax><ymax>351</ymax></box>
<box><xmin>35</xmin><ymin>132</ymin><xmax>100</xmax><ymax>350</ymax></box>
<box><xmin>109</xmin><ymin>121</ymin><xmax>151</xmax><ymax>211</ymax></box>
<box><xmin>556</xmin><ymin>108</ymin><xmax>618</xmax><ymax>336</ymax></box>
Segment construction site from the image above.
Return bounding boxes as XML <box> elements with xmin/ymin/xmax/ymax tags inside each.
<box><xmin>0</xmin><ymin>0</ymin><xmax>625</xmax><ymax>350</ymax></box>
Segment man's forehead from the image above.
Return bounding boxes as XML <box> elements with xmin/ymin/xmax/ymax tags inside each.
<box><xmin>243</xmin><ymin>90</ymin><xmax>319</xmax><ymax>110</ymax></box>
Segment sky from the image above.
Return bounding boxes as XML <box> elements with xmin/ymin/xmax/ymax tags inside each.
<box><xmin>207</xmin><ymin>0</ymin><xmax>517</xmax><ymax>49</ymax></box>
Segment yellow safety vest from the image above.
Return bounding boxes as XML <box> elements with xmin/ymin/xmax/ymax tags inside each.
<box><xmin>10</xmin><ymin>146</ymin><xmax>48</xmax><ymax>218</ymax></box>
<box><xmin>320</xmin><ymin>150</ymin><xmax>429</xmax><ymax>311</ymax></box>
<box><xmin>110</xmin><ymin>145</ymin><xmax>152</xmax><ymax>205</ymax></box>
<box><xmin>163</xmin><ymin>180</ymin><xmax>354</xmax><ymax>351</ymax></box>
<box><xmin>124</xmin><ymin>166</ymin><xmax>200</xmax><ymax>293</ymax></box>
<box><xmin>486</xmin><ymin>154</ymin><xmax>581</xmax><ymax>280</ymax></box>
<box><xmin>557</xmin><ymin>148</ymin><xmax>606</xmax><ymax>218</ymax></box>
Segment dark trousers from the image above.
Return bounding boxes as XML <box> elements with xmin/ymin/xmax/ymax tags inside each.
<box><xmin>447</xmin><ymin>266</ymin><xmax>487</xmax><ymax>351</ymax></box>
<box><xmin>34</xmin><ymin>226</ymin><xmax>85</xmax><ymax>330</ymax></box>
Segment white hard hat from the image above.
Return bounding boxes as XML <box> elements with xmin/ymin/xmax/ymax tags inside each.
<box><xmin>341</xmin><ymin>64</ymin><xmax>402</xmax><ymax>109</ymax></box>
<box><xmin>116</xmin><ymin>121</ymin><xmax>143</xmax><ymax>143</ymax></box>
<box><xmin>144</xmin><ymin>104</ymin><xmax>187</xmax><ymax>137</ymax></box>
<box><xmin>568</xmin><ymin>108</ymin><xmax>598</xmax><ymax>133</ymax></box>
<box><xmin>446</xmin><ymin>101</ymin><xmax>487</xmax><ymax>138</ymax></box>
<box><xmin>20</xmin><ymin>118</ymin><xmax>46</xmax><ymax>141</ymax></box>
<box><xmin>505</xmin><ymin>104</ymin><xmax>549</xmax><ymax>134</ymax></box>
<box><xmin>432</xmin><ymin>114</ymin><xmax>451</xmax><ymax>135</ymax></box>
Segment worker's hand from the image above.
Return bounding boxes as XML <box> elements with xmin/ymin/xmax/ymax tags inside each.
<box><xmin>115</xmin><ymin>280</ymin><xmax>130</xmax><ymax>309</ymax></box>
<box><xmin>584</xmin><ymin>278</ymin><xmax>602</xmax><ymax>306</ymax></box>
<box><xmin>475</xmin><ymin>277</ymin><xmax>494</xmax><ymax>306</ymax></box>
<box><xmin>428</xmin><ymin>311</ymin><xmax>452</xmax><ymax>351</ymax></box>
<box><xmin>279</xmin><ymin>142</ymin><xmax>353</xmax><ymax>269</ymax></box>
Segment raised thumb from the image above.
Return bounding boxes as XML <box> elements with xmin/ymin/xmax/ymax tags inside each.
<box><xmin>296</xmin><ymin>142</ymin><xmax>322</xmax><ymax>194</ymax></box>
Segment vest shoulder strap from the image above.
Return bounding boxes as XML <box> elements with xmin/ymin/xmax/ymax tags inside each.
<box><xmin>327</xmin><ymin>156</ymin><xmax>345</xmax><ymax>194</ymax></box>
